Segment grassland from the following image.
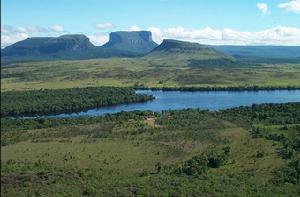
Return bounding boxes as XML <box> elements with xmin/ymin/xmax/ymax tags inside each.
<box><xmin>1</xmin><ymin>104</ymin><xmax>300</xmax><ymax>196</ymax></box>
<box><xmin>1</xmin><ymin>57</ymin><xmax>300</xmax><ymax>91</ymax></box>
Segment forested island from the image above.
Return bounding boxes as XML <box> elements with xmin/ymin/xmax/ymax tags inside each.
<box><xmin>0</xmin><ymin>87</ymin><xmax>154</xmax><ymax>117</ymax></box>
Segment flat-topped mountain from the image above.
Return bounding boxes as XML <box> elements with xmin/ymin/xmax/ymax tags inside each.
<box><xmin>2</xmin><ymin>34</ymin><xmax>94</xmax><ymax>56</ymax></box>
<box><xmin>150</xmin><ymin>39</ymin><xmax>226</xmax><ymax>57</ymax></box>
<box><xmin>1</xmin><ymin>31</ymin><xmax>299</xmax><ymax>65</ymax></box>
<box><xmin>147</xmin><ymin>39</ymin><xmax>236</xmax><ymax>67</ymax></box>
<box><xmin>1</xmin><ymin>31</ymin><xmax>159</xmax><ymax>64</ymax></box>
<box><xmin>102</xmin><ymin>31</ymin><xmax>158</xmax><ymax>54</ymax></box>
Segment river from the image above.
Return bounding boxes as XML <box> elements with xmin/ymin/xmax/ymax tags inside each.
<box><xmin>43</xmin><ymin>89</ymin><xmax>300</xmax><ymax>118</ymax></box>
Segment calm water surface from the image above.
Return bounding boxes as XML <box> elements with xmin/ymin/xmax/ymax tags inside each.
<box><xmin>45</xmin><ymin>90</ymin><xmax>300</xmax><ymax>118</ymax></box>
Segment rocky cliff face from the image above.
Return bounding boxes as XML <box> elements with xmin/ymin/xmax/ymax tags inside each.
<box><xmin>102</xmin><ymin>31</ymin><xmax>158</xmax><ymax>54</ymax></box>
<box><xmin>39</xmin><ymin>34</ymin><xmax>94</xmax><ymax>53</ymax></box>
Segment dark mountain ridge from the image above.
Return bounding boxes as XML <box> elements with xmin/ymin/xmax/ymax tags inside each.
<box><xmin>147</xmin><ymin>39</ymin><xmax>236</xmax><ymax>67</ymax></box>
<box><xmin>150</xmin><ymin>39</ymin><xmax>230</xmax><ymax>57</ymax></box>
<box><xmin>214</xmin><ymin>45</ymin><xmax>300</xmax><ymax>63</ymax></box>
<box><xmin>2</xmin><ymin>34</ymin><xmax>94</xmax><ymax>56</ymax></box>
<box><xmin>1</xmin><ymin>31</ymin><xmax>158</xmax><ymax>64</ymax></box>
<box><xmin>1</xmin><ymin>31</ymin><xmax>300</xmax><ymax>65</ymax></box>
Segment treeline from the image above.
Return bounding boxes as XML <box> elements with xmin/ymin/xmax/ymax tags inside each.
<box><xmin>2</xmin><ymin>103</ymin><xmax>299</xmax><ymax>132</ymax></box>
<box><xmin>273</xmin><ymin>159</ymin><xmax>300</xmax><ymax>184</ymax></box>
<box><xmin>217</xmin><ymin>102</ymin><xmax>300</xmax><ymax>128</ymax></box>
<box><xmin>1</xmin><ymin>87</ymin><xmax>154</xmax><ymax>117</ymax></box>
<box><xmin>1</xmin><ymin>110</ymin><xmax>155</xmax><ymax>132</ymax></box>
<box><xmin>159</xmin><ymin>147</ymin><xmax>230</xmax><ymax>177</ymax></box>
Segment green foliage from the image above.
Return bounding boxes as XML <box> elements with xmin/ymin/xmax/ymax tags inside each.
<box><xmin>181</xmin><ymin>154</ymin><xmax>209</xmax><ymax>176</ymax></box>
<box><xmin>162</xmin><ymin>148</ymin><xmax>230</xmax><ymax>177</ymax></box>
<box><xmin>1</xmin><ymin>87</ymin><xmax>153</xmax><ymax>117</ymax></box>
<box><xmin>278</xmin><ymin>147</ymin><xmax>295</xmax><ymax>159</ymax></box>
<box><xmin>273</xmin><ymin>159</ymin><xmax>300</xmax><ymax>184</ymax></box>
<box><xmin>256</xmin><ymin>150</ymin><xmax>265</xmax><ymax>158</ymax></box>
<box><xmin>1</xmin><ymin>103</ymin><xmax>300</xmax><ymax>196</ymax></box>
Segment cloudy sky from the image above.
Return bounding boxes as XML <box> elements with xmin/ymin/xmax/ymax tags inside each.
<box><xmin>1</xmin><ymin>0</ymin><xmax>300</xmax><ymax>47</ymax></box>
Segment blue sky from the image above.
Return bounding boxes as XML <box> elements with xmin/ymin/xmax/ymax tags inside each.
<box><xmin>2</xmin><ymin>0</ymin><xmax>300</xmax><ymax>46</ymax></box>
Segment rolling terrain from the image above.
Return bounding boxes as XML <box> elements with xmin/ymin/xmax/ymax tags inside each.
<box><xmin>1</xmin><ymin>57</ymin><xmax>299</xmax><ymax>91</ymax></box>
<box><xmin>1</xmin><ymin>103</ymin><xmax>300</xmax><ymax>196</ymax></box>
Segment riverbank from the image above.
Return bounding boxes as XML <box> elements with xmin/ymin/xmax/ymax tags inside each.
<box><xmin>0</xmin><ymin>87</ymin><xmax>154</xmax><ymax>118</ymax></box>
<box><xmin>135</xmin><ymin>85</ymin><xmax>300</xmax><ymax>91</ymax></box>
<box><xmin>5</xmin><ymin>89</ymin><xmax>300</xmax><ymax>119</ymax></box>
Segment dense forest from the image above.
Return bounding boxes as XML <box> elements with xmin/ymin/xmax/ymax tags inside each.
<box><xmin>1</xmin><ymin>103</ymin><xmax>300</xmax><ymax>196</ymax></box>
<box><xmin>0</xmin><ymin>87</ymin><xmax>154</xmax><ymax>117</ymax></box>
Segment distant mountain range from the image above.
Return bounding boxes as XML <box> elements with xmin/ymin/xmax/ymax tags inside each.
<box><xmin>1</xmin><ymin>30</ymin><xmax>300</xmax><ymax>65</ymax></box>
<box><xmin>1</xmin><ymin>31</ymin><xmax>157</xmax><ymax>64</ymax></box>
<box><xmin>214</xmin><ymin>45</ymin><xmax>300</xmax><ymax>63</ymax></box>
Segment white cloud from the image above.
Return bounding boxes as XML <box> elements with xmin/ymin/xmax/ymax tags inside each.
<box><xmin>1</xmin><ymin>25</ymin><xmax>14</xmax><ymax>34</ymax></box>
<box><xmin>130</xmin><ymin>25</ymin><xmax>142</xmax><ymax>31</ymax></box>
<box><xmin>147</xmin><ymin>27</ymin><xmax>163</xmax><ymax>43</ymax></box>
<box><xmin>1</xmin><ymin>32</ymin><xmax>29</xmax><ymax>48</ymax></box>
<box><xmin>1</xmin><ymin>25</ymin><xmax>31</xmax><ymax>48</ymax></box>
<box><xmin>2</xmin><ymin>24</ymin><xmax>300</xmax><ymax>48</ymax></box>
<box><xmin>16</xmin><ymin>26</ymin><xmax>47</xmax><ymax>34</ymax></box>
<box><xmin>160</xmin><ymin>26</ymin><xmax>300</xmax><ymax>45</ymax></box>
<box><xmin>50</xmin><ymin>25</ymin><xmax>64</xmax><ymax>32</ymax></box>
<box><xmin>88</xmin><ymin>34</ymin><xmax>109</xmax><ymax>46</ymax></box>
<box><xmin>1</xmin><ymin>25</ymin><xmax>66</xmax><ymax>48</ymax></box>
<box><xmin>256</xmin><ymin>3</ymin><xmax>269</xmax><ymax>14</ymax></box>
<box><xmin>278</xmin><ymin>0</ymin><xmax>300</xmax><ymax>13</ymax></box>
<box><xmin>165</xmin><ymin>26</ymin><xmax>222</xmax><ymax>41</ymax></box>
<box><xmin>95</xmin><ymin>23</ymin><xmax>113</xmax><ymax>30</ymax></box>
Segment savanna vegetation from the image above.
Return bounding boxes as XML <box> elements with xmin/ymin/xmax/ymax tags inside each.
<box><xmin>0</xmin><ymin>87</ymin><xmax>153</xmax><ymax>117</ymax></box>
<box><xmin>2</xmin><ymin>103</ymin><xmax>300</xmax><ymax>196</ymax></box>
<box><xmin>1</xmin><ymin>49</ymin><xmax>299</xmax><ymax>196</ymax></box>
<box><xmin>1</xmin><ymin>57</ymin><xmax>300</xmax><ymax>91</ymax></box>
